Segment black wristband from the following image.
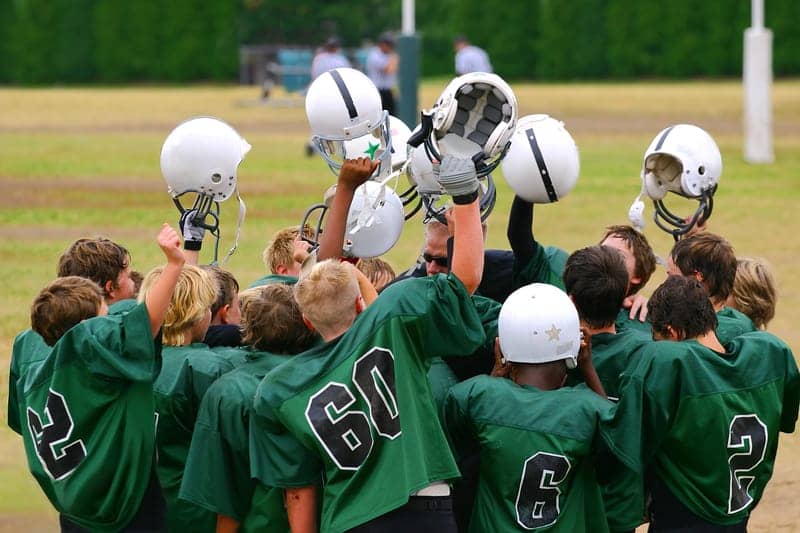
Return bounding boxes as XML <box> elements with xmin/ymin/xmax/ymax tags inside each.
<box><xmin>452</xmin><ymin>190</ymin><xmax>479</xmax><ymax>205</ymax></box>
<box><xmin>183</xmin><ymin>240</ymin><xmax>202</xmax><ymax>251</ymax></box>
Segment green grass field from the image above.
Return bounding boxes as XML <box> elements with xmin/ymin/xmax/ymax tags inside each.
<box><xmin>1</xmin><ymin>80</ymin><xmax>799</xmax><ymax>531</ymax></box>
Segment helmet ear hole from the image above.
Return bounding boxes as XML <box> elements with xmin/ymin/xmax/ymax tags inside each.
<box><xmin>698</xmin><ymin>165</ymin><xmax>705</xmax><ymax>175</ymax></box>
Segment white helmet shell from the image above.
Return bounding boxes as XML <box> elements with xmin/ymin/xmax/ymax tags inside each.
<box><xmin>344</xmin><ymin>181</ymin><xmax>405</xmax><ymax>258</ymax></box>
<box><xmin>498</xmin><ymin>283</ymin><xmax>581</xmax><ymax>368</ymax></box>
<box><xmin>429</xmin><ymin>72</ymin><xmax>517</xmax><ymax>165</ymax></box>
<box><xmin>642</xmin><ymin>124</ymin><xmax>722</xmax><ymax>200</ymax></box>
<box><xmin>501</xmin><ymin>114</ymin><xmax>580</xmax><ymax>203</ymax></box>
<box><xmin>306</xmin><ymin>68</ymin><xmax>391</xmax><ymax>176</ymax></box>
<box><xmin>407</xmin><ymin>144</ymin><xmax>443</xmax><ymax>195</ymax></box>
<box><xmin>345</xmin><ymin>115</ymin><xmax>411</xmax><ymax>172</ymax></box>
<box><xmin>160</xmin><ymin>117</ymin><xmax>251</xmax><ymax>201</ymax></box>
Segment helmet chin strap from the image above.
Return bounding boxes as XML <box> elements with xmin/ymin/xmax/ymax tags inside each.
<box><xmin>628</xmin><ymin>180</ymin><xmax>648</xmax><ymax>232</ymax></box>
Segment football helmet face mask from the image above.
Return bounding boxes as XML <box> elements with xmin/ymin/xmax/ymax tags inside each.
<box><xmin>629</xmin><ymin>124</ymin><xmax>721</xmax><ymax>239</ymax></box>
<box><xmin>306</xmin><ymin>67</ymin><xmax>392</xmax><ymax>178</ymax></box>
<box><xmin>498</xmin><ymin>283</ymin><xmax>581</xmax><ymax>368</ymax></box>
<box><xmin>501</xmin><ymin>115</ymin><xmax>580</xmax><ymax>203</ymax></box>
<box><xmin>409</xmin><ymin>72</ymin><xmax>518</xmax><ymax>179</ymax></box>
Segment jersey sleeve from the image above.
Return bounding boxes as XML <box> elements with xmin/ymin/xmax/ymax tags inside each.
<box><xmin>441</xmin><ymin>381</ymin><xmax>479</xmax><ymax>460</ymax></box>
<box><xmin>249</xmin><ymin>386</ymin><xmax>322</xmax><ymax>488</ymax></box>
<box><xmin>180</xmin><ymin>383</ymin><xmax>252</xmax><ymax>521</ymax></box>
<box><xmin>780</xmin><ymin>343</ymin><xmax>800</xmax><ymax>433</ymax></box>
<box><xmin>76</xmin><ymin>302</ymin><xmax>157</xmax><ymax>382</ymax></box>
<box><xmin>412</xmin><ymin>274</ymin><xmax>488</xmax><ymax>359</ymax></box>
<box><xmin>512</xmin><ymin>242</ymin><xmax>566</xmax><ymax>291</ymax></box>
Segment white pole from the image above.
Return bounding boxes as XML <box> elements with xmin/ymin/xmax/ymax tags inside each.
<box><xmin>743</xmin><ymin>0</ymin><xmax>774</xmax><ymax>163</ymax></box>
<box><xmin>402</xmin><ymin>0</ymin><xmax>415</xmax><ymax>35</ymax></box>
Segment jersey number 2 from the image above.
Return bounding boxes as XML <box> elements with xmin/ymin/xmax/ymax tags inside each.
<box><xmin>26</xmin><ymin>389</ymin><xmax>87</xmax><ymax>481</ymax></box>
<box><xmin>727</xmin><ymin>414</ymin><xmax>768</xmax><ymax>514</ymax></box>
<box><xmin>306</xmin><ymin>347</ymin><xmax>401</xmax><ymax>470</ymax></box>
<box><xmin>516</xmin><ymin>452</ymin><xmax>571</xmax><ymax>530</ymax></box>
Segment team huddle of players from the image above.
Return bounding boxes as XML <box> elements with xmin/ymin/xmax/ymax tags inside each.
<box><xmin>7</xmin><ymin>67</ymin><xmax>798</xmax><ymax>533</ymax></box>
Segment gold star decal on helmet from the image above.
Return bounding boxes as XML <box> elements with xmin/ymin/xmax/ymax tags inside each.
<box><xmin>545</xmin><ymin>324</ymin><xmax>561</xmax><ymax>342</ymax></box>
<box><xmin>364</xmin><ymin>141</ymin><xmax>381</xmax><ymax>159</ymax></box>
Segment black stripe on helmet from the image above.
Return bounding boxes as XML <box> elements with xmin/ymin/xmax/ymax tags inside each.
<box><xmin>654</xmin><ymin>126</ymin><xmax>675</xmax><ymax>151</ymax></box>
<box><xmin>329</xmin><ymin>69</ymin><xmax>358</xmax><ymax>120</ymax></box>
<box><xmin>526</xmin><ymin>128</ymin><xmax>558</xmax><ymax>203</ymax></box>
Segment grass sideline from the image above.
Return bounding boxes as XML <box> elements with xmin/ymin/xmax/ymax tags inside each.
<box><xmin>0</xmin><ymin>80</ymin><xmax>798</xmax><ymax>530</ymax></box>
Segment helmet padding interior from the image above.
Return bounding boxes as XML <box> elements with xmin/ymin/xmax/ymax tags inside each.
<box><xmin>446</xmin><ymin>83</ymin><xmax>513</xmax><ymax>151</ymax></box>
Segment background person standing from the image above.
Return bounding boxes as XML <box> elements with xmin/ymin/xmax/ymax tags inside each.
<box><xmin>366</xmin><ymin>32</ymin><xmax>398</xmax><ymax>114</ymax></box>
<box><xmin>454</xmin><ymin>35</ymin><xmax>492</xmax><ymax>75</ymax></box>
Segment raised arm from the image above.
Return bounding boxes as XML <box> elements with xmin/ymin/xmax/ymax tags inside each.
<box><xmin>507</xmin><ymin>195</ymin><xmax>538</xmax><ymax>266</ymax></box>
<box><xmin>317</xmin><ymin>158</ymin><xmax>378</xmax><ymax>261</ymax></box>
<box><xmin>145</xmin><ymin>224</ymin><xmax>185</xmax><ymax>337</ymax></box>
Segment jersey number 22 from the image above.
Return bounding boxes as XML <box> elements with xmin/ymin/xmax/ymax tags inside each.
<box><xmin>27</xmin><ymin>389</ymin><xmax>87</xmax><ymax>481</ymax></box>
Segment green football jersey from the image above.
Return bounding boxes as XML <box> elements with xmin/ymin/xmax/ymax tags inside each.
<box><xmin>153</xmin><ymin>343</ymin><xmax>237</xmax><ymax>533</ymax></box>
<box><xmin>566</xmin><ymin>329</ymin><xmax>652</xmax><ymax>401</ymax></box>
<box><xmin>250</xmin><ymin>273</ymin><xmax>488</xmax><ymax>533</ymax></box>
<box><xmin>443</xmin><ymin>375</ymin><xmax>615</xmax><ymax>532</ymax></box>
<box><xmin>248</xmin><ymin>273</ymin><xmax>298</xmax><ymax>289</ymax></box>
<box><xmin>180</xmin><ymin>349</ymin><xmax>291</xmax><ymax>530</ymax></box>
<box><xmin>17</xmin><ymin>303</ymin><xmax>159</xmax><ymax>532</ymax></box>
<box><xmin>716</xmin><ymin>306</ymin><xmax>757</xmax><ymax>344</ymax></box>
<box><xmin>601</xmin><ymin>332</ymin><xmax>800</xmax><ymax>525</ymax></box>
<box><xmin>8</xmin><ymin>329</ymin><xmax>49</xmax><ymax>434</ymax></box>
<box><xmin>211</xmin><ymin>345</ymin><xmax>251</xmax><ymax>369</ymax></box>
<box><xmin>512</xmin><ymin>243</ymin><xmax>568</xmax><ymax>291</ymax></box>
<box><xmin>614</xmin><ymin>307</ymin><xmax>651</xmax><ymax>336</ymax></box>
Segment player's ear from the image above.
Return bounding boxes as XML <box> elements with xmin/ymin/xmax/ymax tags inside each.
<box><xmin>355</xmin><ymin>294</ymin><xmax>365</xmax><ymax>315</ymax></box>
<box><xmin>103</xmin><ymin>279</ymin><xmax>115</xmax><ymax>300</ymax></box>
<box><xmin>275</xmin><ymin>264</ymin><xmax>290</xmax><ymax>275</ymax></box>
<box><xmin>218</xmin><ymin>304</ymin><xmax>231</xmax><ymax>324</ymax></box>
<box><xmin>301</xmin><ymin>314</ymin><xmax>316</xmax><ymax>332</ymax></box>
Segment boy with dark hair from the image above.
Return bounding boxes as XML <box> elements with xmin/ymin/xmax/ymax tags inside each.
<box><xmin>667</xmin><ymin>232</ymin><xmax>757</xmax><ymax>343</ymax></box>
<box><xmin>181</xmin><ymin>284</ymin><xmax>320</xmax><ymax>532</ymax></box>
<box><xmin>16</xmin><ymin>224</ymin><xmax>184</xmax><ymax>532</ymax></box>
<box><xmin>563</xmin><ymin>245</ymin><xmax>651</xmax><ymax>399</ymax></box>
<box><xmin>602</xmin><ymin>275</ymin><xmax>799</xmax><ymax>531</ymax></box>
<box><xmin>201</xmin><ymin>265</ymin><xmax>243</xmax><ymax>348</ymax></box>
<box><xmin>249</xmin><ymin>155</ymin><xmax>488</xmax><ymax>532</ymax></box>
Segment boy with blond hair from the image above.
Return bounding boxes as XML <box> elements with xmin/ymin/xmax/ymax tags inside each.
<box><xmin>142</xmin><ymin>264</ymin><xmax>240</xmax><ymax>532</ymax></box>
<box><xmin>250</xmin><ymin>156</ymin><xmax>488</xmax><ymax>532</ymax></box>
<box><xmin>249</xmin><ymin>225</ymin><xmax>313</xmax><ymax>288</ymax></box>
<box><xmin>727</xmin><ymin>257</ymin><xmax>777</xmax><ymax>330</ymax></box>
<box><xmin>201</xmin><ymin>265</ymin><xmax>243</xmax><ymax>347</ymax></box>
<box><xmin>15</xmin><ymin>224</ymin><xmax>184</xmax><ymax>532</ymax></box>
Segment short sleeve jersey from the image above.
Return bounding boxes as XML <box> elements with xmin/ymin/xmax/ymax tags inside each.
<box><xmin>366</xmin><ymin>47</ymin><xmax>396</xmax><ymax>90</ymax></box>
<box><xmin>180</xmin><ymin>350</ymin><xmax>291</xmax><ymax>531</ymax></box>
<box><xmin>443</xmin><ymin>376</ymin><xmax>614</xmax><ymax>532</ymax></box>
<box><xmin>716</xmin><ymin>306</ymin><xmax>757</xmax><ymax>344</ymax></box>
<box><xmin>614</xmin><ymin>307</ymin><xmax>652</xmax><ymax>335</ymax></box>
<box><xmin>250</xmin><ymin>273</ymin><xmax>487</xmax><ymax>532</ymax></box>
<box><xmin>566</xmin><ymin>329</ymin><xmax>652</xmax><ymax>401</ymax></box>
<box><xmin>17</xmin><ymin>303</ymin><xmax>159</xmax><ymax>532</ymax></box>
<box><xmin>512</xmin><ymin>243</ymin><xmax>568</xmax><ymax>292</ymax></box>
<box><xmin>601</xmin><ymin>332</ymin><xmax>800</xmax><ymax>525</ymax></box>
<box><xmin>8</xmin><ymin>329</ymin><xmax>49</xmax><ymax>434</ymax></box>
<box><xmin>153</xmin><ymin>343</ymin><xmax>237</xmax><ymax>533</ymax></box>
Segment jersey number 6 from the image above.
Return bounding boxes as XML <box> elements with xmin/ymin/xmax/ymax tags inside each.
<box><xmin>306</xmin><ymin>347</ymin><xmax>401</xmax><ymax>470</ymax></box>
<box><xmin>26</xmin><ymin>389</ymin><xmax>87</xmax><ymax>481</ymax></box>
<box><xmin>516</xmin><ymin>452</ymin><xmax>571</xmax><ymax>530</ymax></box>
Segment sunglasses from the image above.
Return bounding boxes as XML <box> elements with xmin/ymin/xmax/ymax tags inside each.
<box><xmin>423</xmin><ymin>253</ymin><xmax>449</xmax><ymax>267</ymax></box>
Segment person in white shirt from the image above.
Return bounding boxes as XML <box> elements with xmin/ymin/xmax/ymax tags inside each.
<box><xmin>366</xmin><ymin>32</ymin><xmax>398</xmax><ymax>114</ymax></box>
<box><xmin>311</xmin><ymin>36</ymin><xmax>351</xmax><ymax>80</ymax></box>
<box><xmin>454</xmin><ymin>35</ymin><xmax>492</xmax><ymax>75</ymax></box>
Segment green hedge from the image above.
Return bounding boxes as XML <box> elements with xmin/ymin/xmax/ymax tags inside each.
<box><xmin>0</xmin><ymin>0</ymin><xmax>796</xmax><ymax>84</ymax></box>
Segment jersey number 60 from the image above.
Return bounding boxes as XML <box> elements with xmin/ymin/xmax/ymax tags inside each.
<box><xmin>306</xmin><ymin>347</ymin><xmax>401</xmax><ymax>470</ymax></box>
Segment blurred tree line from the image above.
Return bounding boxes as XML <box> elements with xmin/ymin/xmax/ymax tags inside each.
<box><xmin>0</xmin><ymin>0</ymin><xmax>797</xmax><ymax>84</ymax></box>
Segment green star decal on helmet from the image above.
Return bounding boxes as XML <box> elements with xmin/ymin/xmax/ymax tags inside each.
<box><xmin>364</xmin><ymin>141</ymin><xmax>381</xmax><ymax>159</ymax></box>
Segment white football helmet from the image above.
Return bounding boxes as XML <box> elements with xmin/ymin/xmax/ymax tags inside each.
<box><xmin>160</xmin><ymin>117</ymin><xmax>251</xmax><ymax>201</ymax></box>
<box><xmin>410</xmin><ymin>72</ymin><xmax>517</xmax><ymax>178</ymax></box>
<box><xmin>344</xmin><ymin>181</ymin><xmax>405</xmax><ymax>258</ymax></box>
<box><xmin>630</xmin><ymin>124</ymin><xmax>721</xmax><ymax>238</ymax></box>
<box><xmin>498</xmin><ymin>283</ymin><xmax>581</xmax><ymax>368</ymax></box>
<box><xmin>306</xmin><ymin>67</ymin><xmax>392</xmax><ymax>178</ymax></box>
<box><xmin>501</xmin><ymin>115</ymin><xmax>580</xmax><ymax>203</ymax></box>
